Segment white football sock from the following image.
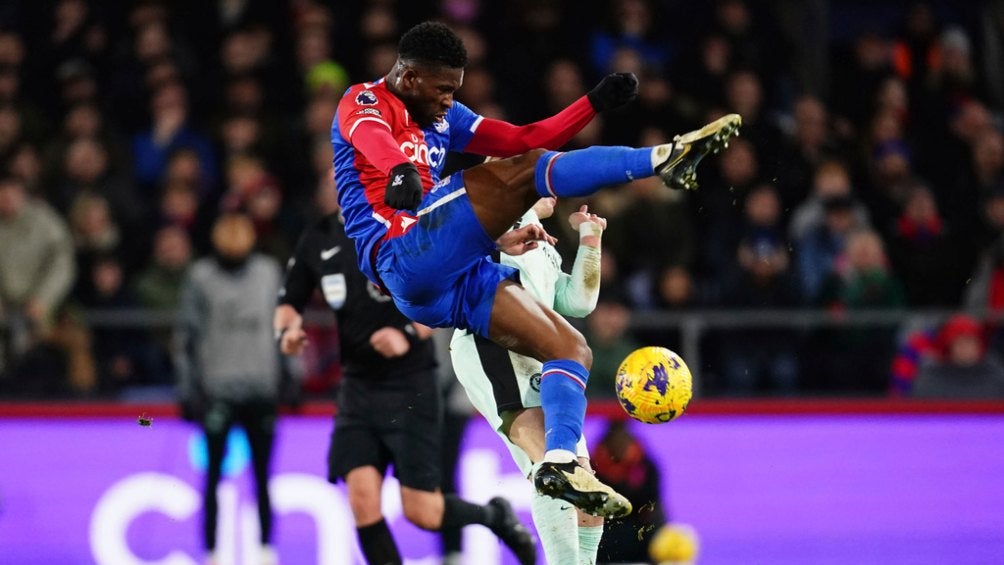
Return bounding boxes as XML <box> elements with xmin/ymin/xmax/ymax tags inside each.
<box><xmin>543</xmin><ymin>449</ymin><xmax>577</xmax><ymax>464</ymax></box>
<box><xmin>260</xmin><ymin>544</ymin><xmax>278</xmax><ymax>565</ymax></box>
<box><xmin>577</xmin><ymin>524</ymin><xmax>604</xmax><ymax>565</ymax></box>
<box><xmin>530</xmin><ymin>485</ymin><xmax>580</xmax><ymax>565</ymax></box>
<box><xmin>651</xmin><ymin>143</ymin><xmax>676</xmax><ymax>170</ymax></box>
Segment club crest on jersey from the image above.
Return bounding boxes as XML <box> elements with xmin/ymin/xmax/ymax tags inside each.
<box><xmin>433</xmin><ymin>119</ymin><xmax>449</xmax><ymax>133</ymax></box>
<box><xmin>355</xmin><ymin>90</ymin><xmax>378</xmax><ymax>105</ymax></box>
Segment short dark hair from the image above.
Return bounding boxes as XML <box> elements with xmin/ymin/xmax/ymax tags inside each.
<box><xmin>398</xmin><ymin>21</ymin><xmax>468</xmax><ymax>69</ymax></box>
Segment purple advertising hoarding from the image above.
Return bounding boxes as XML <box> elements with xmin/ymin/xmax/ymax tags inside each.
<box><xmin>1</xmin><ymin>414</ymin><xmax>1003</xmax><ymax>564</ymax></box>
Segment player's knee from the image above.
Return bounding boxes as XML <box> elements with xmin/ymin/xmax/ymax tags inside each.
<box><xmin>543</xmin><ymin>329</ymin><xmax>591</xmax><ymax>368</ymax></box>
<box><xmin>347</xmin><ymin>491</ymin><xmax>382</xmax><ymax>525</ymax></box>
<box><xmin>522</xmin><ymin>147</ymin><xmax>548</xmax><ymax>163</ymax></box>
<box><xmin>345</xmin><ymin>470</ymin><xmax>383</xmax><ymax>524</ymax></box>
<box><xmin>565</xmin><ymin>331</ymin><xmax>593</xmax><ymax>369</ymax></box>
<box><xmin>402</xmin><ymin>497</ymin><xmax>442</xmax><ymax>530</ymax></box>
<box><xmin>502</xmin><ymin>148</ymin><xmax>547</xmax><ymax>174</ymax></box>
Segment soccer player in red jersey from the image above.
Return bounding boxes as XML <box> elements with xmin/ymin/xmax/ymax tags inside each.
<box><xmin>331</xmin><ymin>21</ymin><xmax>740</xmax><ymax>519</ymax></box>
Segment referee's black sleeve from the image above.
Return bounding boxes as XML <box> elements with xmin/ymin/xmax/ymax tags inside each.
<box><xmin>278</xmin><ymin>233</ymin><xmax>316</xmax><ymax>311</ymax></box>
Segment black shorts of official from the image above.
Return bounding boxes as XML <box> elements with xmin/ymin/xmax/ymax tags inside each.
<box><xmin>327</xmin><ymin>368</ymin><xmax>443</xmax><ymax>492</ymax></box>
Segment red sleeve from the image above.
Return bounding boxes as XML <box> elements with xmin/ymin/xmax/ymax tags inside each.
<box><xmin>464</xmin><ymin>95</ymin><xmax>597</xmax><ymax>157</ymax></box>
<box><xmin>349</xmin><ymin>119</ymin><xmax>410</xmax><ymax>174</ymax></box>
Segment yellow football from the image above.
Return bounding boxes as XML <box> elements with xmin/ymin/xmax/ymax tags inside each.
<box><xmin>615</xmin><ymin>346</ymin><xmax>692</xmax><ymax>424</ymax></box>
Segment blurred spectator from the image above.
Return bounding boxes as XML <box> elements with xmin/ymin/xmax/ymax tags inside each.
<box><xmin>67</xmin><ymin>192</ymin><xmax>122</xmax><ymax>296</ymax></box>
<box><xmin>795</xmin><ymin>191</ymin><xmax>869</xmax><ymax>304</ymax></box>
<box><xmin>42</xmin><ymin>101</ymin><xmax>127</xmax><ymax>178</ymax></box>
<box><xmin>585</xmin><ymin>297</ymin><xmax>641</xmax><ymax>401</ymax></box>
<box><xmin>604</xmin><ymin>176</ymin><xmax>696</xmax><ymax>308</ymax></box>
<box><xmin>812</xmin><ymin>229</ymin><xmax>907</xmax><ymax>391</ymax></box>
<box><xmin>947</xmin><ymin>126</ymin><xmax>1004</xmax><ymax>247</ymax></box>
<box><xmin>0</xmin><ymin>176</ymin><xmax>75</xmax><ymax>376</ymax></box>
<box><xmin>697</xmin><ymin>136</ymin><xmax>761</xmax><ymax>281</ymax></box>
<box><xmin>788</xmin><ymin>159</ymin><xmax>870</xmax><ymax>243</ymax></box>
<box><xmin>163</xmin><ymin>146</ymin><xmax>216</xmax><ymax>198</ymax></box>
<box><xmin>775</xmin><ymin>96</ymin><xmax>844</xmax><ymax>208</ymax></box>
<box><xmin>656</xmin><ymin>265</ymin><xmax>698</xmax><ymax>311</ymax></box>
<box><xmin>591</xmin><ymin>420</ymin><xmax>668</xmax><ymax>564</ymax></box>
<box><xmin>963</xmin><ymin>236</ymin><xmax>1004</xmax><ymax>351</ymax></box>
<box><xmin>219</xmin><ymin>154</ymin><xmax>291</xmax><ymax>261</ymax></box>
<box><xmin>863</xmin><ymin>138</ymin><xmax>916</xmax><ymax>231</ymax></box>
<box><xmin>132</xmin><ymin>80</ymin><xmax>218</xmax><ymax>191</ymax></box>
<box><xmin>818</xmin><ymin>229</ymin><xmax>907</xmax><ymax>311</ymax></box>
<box><xmin>7</xmin><ymin>142</ymin><xmax>43</xmax><ymax>195</ymax></box>
<box><xmin>134</xmin><ymin>224</ymin><xmax>193</xmax><ymax>386</ymax></box>
<box><xmin>0</xmin><ymin>49</ymin><xmax>47</xmax><ymax>145</ymax></box>
<box><xmin>718</xmin><ymin>185</ymin><xmax>801</xmax><ymax>394</ymax></box>
<box><xmin>831</xmin><ymin>29</ymin><xmax>894</xmax><ymax>137</ymax></box>
<box><xmin>886</xmin><ymin>182</ymin><xmax>968</xmax><ymax>306</ymax></box>
<box><xmin>725</xmin><ymin>69</ymin><xmax>782</xmax><ymax>172</ymax></box>
<box><xmin>0</xmin><ymin>103</ymin><xmax>25</xmax><ymax>160</ymax></box>
<box><xmin>173</xmin><ymin>213</ymin><xmax>282</xmax><ymax>565</ymax></box>
<box><xmin>135</xmin><ymin>224</ymin><xmax>192</xmax><ymax>311</ymax></box>
<box><xmin>158</xmin><ymin>180</ymin><xmax>201</xmax><ymax>233</ymax></box>
<box><xmin>913</xmin><ymin>314</ymin><xmax>1004</xmax><ymax>399</ymax></box>
<box><xmin>890</xmin><ymin>2</ymin><xmax>939</xmax><ymax>96</ymax></box>
<box><xmin>675</xmin><ymin>32</ymin><xmax>731</xmax><ymax>111</ymax></box>
<box><xmin>711</xmin><ymin>0</ymin><xmax>784</xmax><ymax>83</ymax></box>
<box><xmin>890</xmin><ymin>322</ymin><xmax>939</xmax><ymax>397</ymax></box>
<box><xmin>75</xmin><ymin>253</ymin><xmax>165</xmax><ymax>392</ymax></box>
<box><xmin>588</xmin><ymin>0</ymin><xmax>668</xmax><ymax>76</ymax></box>
<box><xmin>921</xmin><ymin>26</ymin><xmax>986</xmax><ymax>124</ymax></box>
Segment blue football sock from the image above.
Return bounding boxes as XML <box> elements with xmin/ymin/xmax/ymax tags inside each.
<box><xmin>534</xmin><ymin>147</ymin><xmax>654</xmax><ymax>198</ymax></box>
<box><xmin>540</xmin><ymin>359</ymin><xmax>590</xmax><ymax>453</ymax></box>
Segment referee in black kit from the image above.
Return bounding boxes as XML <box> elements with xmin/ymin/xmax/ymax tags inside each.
<box><xmin>274</xmin><ymin>211</ymin><xmax>536</xmax><ymax>565</ymax></box>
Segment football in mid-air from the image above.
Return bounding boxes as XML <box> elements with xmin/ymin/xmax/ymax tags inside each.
<box><xmin>615</xmin><ymin>346</ymin><xmax>692</xmax><ymax>424</ymax></box>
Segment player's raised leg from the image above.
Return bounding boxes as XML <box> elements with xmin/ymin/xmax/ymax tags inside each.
<box><xmin>464</xmin><ymin>114</ymin><xmax>742</xmax><ymax>239</ymax></box>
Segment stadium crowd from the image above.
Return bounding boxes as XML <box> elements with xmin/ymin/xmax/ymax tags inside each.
<box><xmin>2</xmin><ymin>0</ymin><xmax>1004</xmax><ymax>399</ymax></box>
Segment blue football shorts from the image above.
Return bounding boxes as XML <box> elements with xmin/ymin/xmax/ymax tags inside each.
<box><xmin>375</xmin><ymin>170</ymin><xmax>518</xmax><ymax>337</ymax></box>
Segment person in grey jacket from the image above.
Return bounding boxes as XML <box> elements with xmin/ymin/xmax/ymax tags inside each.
<box><xmin>174</xmin><ymin>212</ymin><xmax>283</xmax><ymax>565</ymax></box>
<box><xmin>0</xmin><ymin>176</ymin><xmax>75</xmax><ymax>375</ymax></box>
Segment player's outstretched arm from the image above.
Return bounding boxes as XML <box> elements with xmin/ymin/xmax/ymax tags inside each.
<box><xmin>554</xmin><ymin>205</ymin><xmax>606</xmax><ymax>317</ymax></box>
<box><xmin>464</xmin><ymin>73</ymin><xmax>639</xmax><ymax>157</ymax></box>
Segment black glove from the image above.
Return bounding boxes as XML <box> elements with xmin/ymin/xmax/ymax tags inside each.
<box><xmin>385</xmin><ymin>162</ymin><xmax>423</xmax><ymax>211</ymax></box>
<box><xmin>587</xmin><ymin>72</ymin><xmax>639</xmax><ymax>112</ymax></box>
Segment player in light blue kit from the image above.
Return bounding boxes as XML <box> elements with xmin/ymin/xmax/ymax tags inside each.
<box><xmin>331</xmin><ymin>21</ymin><xmax>740</xmax><ymax>518</ymax></box>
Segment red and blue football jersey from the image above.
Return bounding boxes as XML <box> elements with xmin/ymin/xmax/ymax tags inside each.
<box><xmin>331</xmin><ymin>79</ymin><xmax>482</xmax><ymax>281</ymax></box>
